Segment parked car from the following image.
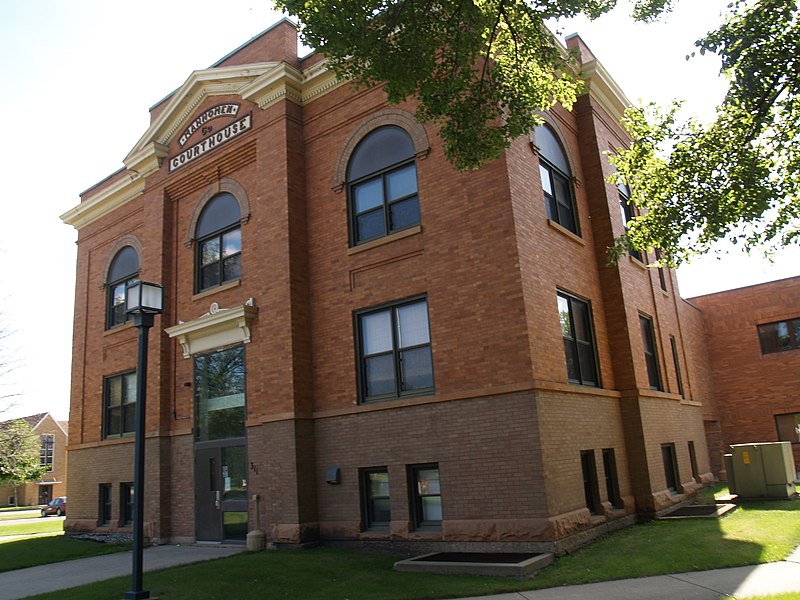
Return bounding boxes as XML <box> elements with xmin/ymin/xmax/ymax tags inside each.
<box><xmin>41</xmin><ymin>496</ymin><xmax>67</xmax><ymax>517</ymax></box>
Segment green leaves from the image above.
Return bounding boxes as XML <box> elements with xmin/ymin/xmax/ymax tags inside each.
<box><xmin>275</xmin><ymin>0</ymin><xmax>800</xmax><ymax>259</ymax></box>
<box><xmin>0</xmin><ymin>420</ymin><xmax>47</xmax><ymax>486</ymax></box>
<box><xmin>275</xmin><ymin>0</ymin><xmax>619</xmax><ymax>170</ymax></box>
<box><xmin>613</xmin><ymin>0</ymin><xmax>800</xmax><ymax>265</ymax></box>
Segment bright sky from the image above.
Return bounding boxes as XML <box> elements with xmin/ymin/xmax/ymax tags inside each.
<box><xmin>0</xmin><ymin>1</ymin><xmax>797</xmax><ymax>422</ymax></box>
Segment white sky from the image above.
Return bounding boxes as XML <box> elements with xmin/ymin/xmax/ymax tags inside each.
<box><xmin>0</xmin><ymin>0</ymin><xmax>797</xmax><ymax>422</ymax></box>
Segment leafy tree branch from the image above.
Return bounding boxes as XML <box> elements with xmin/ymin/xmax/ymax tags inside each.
<box><xmin>0</xmin><ymin>419</ymin><xmax>47</xmax><ymax>492</ymax></box>
<box><xmin>612</xmin><ymin>0</ymin><xmax>800</xmax><ymax>264</ymax></box>
<box><xmin>275</xmin><ymin>0</ymin><xmax>800</xmax><ymax>261</ymax></box>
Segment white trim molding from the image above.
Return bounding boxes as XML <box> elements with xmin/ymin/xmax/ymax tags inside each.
<box><xmin>166</xmin><ymin>299</ymin><xmax>258</xmax><ymax>358</ymax></box>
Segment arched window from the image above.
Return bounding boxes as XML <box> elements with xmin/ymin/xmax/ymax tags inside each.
<box><xmin>347</xmin><ymin>126</ymin><xmax>420</xmax><ymax>245</ymax></box>
<box><xmin>195</xmin><ymin>192</ymin><xmax>242</xmax><ymax>292</ymax></box>
<box><xmin>106</xmin><ymin>246</ymin><xmax>140</xmax><ymax>328</ymax></box>
<box><xmin>536</xmin><ymin>125</ymin><xmax>579</xmax><ymax>235</ymax></box>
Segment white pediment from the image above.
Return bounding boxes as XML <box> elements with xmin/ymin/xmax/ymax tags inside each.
<box><xmin>124</xmin><ymin>63</ymin><xmax>280</xmax><ymax>174</ymax></box>
<box><xmin>166</xmin><ymin>300</ymin><xmax>258</xmax><ymax>358</ymax></box>
<box><xmin>62</xmin><ymin>59</ymin><xmax>341</xmax><ymax>230</ymax></box>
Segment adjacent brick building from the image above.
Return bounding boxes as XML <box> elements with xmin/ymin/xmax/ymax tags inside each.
<box><xmin>689</xmin><ymin>276</ymin><xmax>800</xmax><ymax>476</ymax></box>
<box><xmin>0</xmin><ymin>413</ymin><xmax>68</xmax><ymax>506</ymax></box>
<box><xmin>61</xmin><ymin>20</ymin><xmax>718</xmax><ymax>553</ymax></box>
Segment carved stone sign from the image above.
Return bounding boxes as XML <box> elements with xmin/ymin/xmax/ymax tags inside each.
<box><xmin>179</xmin><ymin>103</ymin><xmax>240</xmax><ymax>147</ymax></box>
<box><xmin>169</xmin><ymin>109</ymin><xmax>252</xmax><ymax>172</ymax></box>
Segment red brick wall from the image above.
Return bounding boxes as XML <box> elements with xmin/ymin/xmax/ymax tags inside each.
<box><xmin>690</xmin><ymin>277</ymin><xmax>800</xmax><ymax>469</ymax></box>
<box><xmin>65</xmin><ymin>24</ymin><xmax>716</xmax><ymax>546</ymax></box>
<box><xmin>302</xmin><ymin>85</ymin><xmax>536</xmax><ymax>413</ymax></box>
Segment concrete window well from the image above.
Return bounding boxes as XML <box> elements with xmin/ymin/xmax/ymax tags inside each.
<box><xmin>394</xmin><ymin>552</ymin><xmax>555</xmax><ymax>578</ymax></box>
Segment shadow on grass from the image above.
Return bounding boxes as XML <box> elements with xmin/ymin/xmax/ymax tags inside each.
<box><xmin>530</xmin><ymin>520</ymin><xmax>764</xmax><ymax>589</ymax></box>
<box><xmin>18</xmin><ymin>531</ymin><xmax>777</xmax><ymax>600</ymax></box>
<box><xmin>530</xmin><ymin>493</ymin><xmax>800</xmax><ymax>590</ymax></box>
<box><xmin>0</xmin><ymin>535</ymin><xmax>129</xmax><ymax>573</ymax></box>
<box><xmin>23</xmin><ymin>549</ymin><xmax>547</xmax><ymax>600</ymax></box>
<box><xmin>16</xmin><ymin>493</ymin><xmax>800</xmax><ymax>600</ymax></box>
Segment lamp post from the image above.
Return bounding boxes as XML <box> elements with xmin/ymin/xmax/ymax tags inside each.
<box><xmin>124</xmin><ymin>281</ymin><xmax>163</xmax><ymax>600</ymax></box>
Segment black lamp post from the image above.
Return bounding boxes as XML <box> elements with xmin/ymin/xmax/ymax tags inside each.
<box><xmin>124</xmin><ymin>281</ymin><xmax>163</xmax><ymax>600</ymax></box>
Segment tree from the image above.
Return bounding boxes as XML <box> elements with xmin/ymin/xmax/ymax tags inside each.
<box><xmin>274</xmin><ymin>0</ymin><xmax>800</xmax><ymax>262</ymax></box>
<box><xmin>611</xmin><ymin>0</ymin><xmax>800</xmax><ymax>264</ymax></box>
<box><xmin>275</xmin><ymin>0</ymin><xmax>671</xmax><ymax>171</ymax></box>
<box><xmin>0</xmin><ymin>419</ymin><xmax>47</xmax><ymax>504</ymax></box>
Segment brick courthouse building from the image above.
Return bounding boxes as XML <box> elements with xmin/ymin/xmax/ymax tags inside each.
<box><xmin>60</xmin><ymin>20</ymin><xmax>720</xmax><ymax>551</ymax></box>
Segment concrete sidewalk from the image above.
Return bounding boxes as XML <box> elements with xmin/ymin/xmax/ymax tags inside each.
<box><xmin>0</xmin><ymin>544</ymin><xmax>244</xmax><ymax>600</ymax></box>
<box><xmin>0</xmin><ymin>544</ymin><xmax>798</xmax><ymax>600</ymax></box>
<box><xmin>450</xmin><ymin>546</ymin><xmax>800</xmax><ymax>600</ymax></box>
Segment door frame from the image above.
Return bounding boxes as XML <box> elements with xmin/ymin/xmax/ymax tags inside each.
<box><xmin>194</xmin><ymin>437</ymin><xmax>247</xmax><ymax>542</ymax></box>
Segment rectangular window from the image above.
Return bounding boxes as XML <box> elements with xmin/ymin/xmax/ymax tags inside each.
<box><xmin>688</xmin><ymin>441</ymin><xmax>699</xmax><ymax>481</ymax></box>
<box><xmin>654</xmin><ymin>249</ymin><xmax>668</xmax><ymax>291</ymax></box>
<box><xmin>662</xmin><ymin>443</ymin><xmax>680</xmax><ymax>493</ymax></box>
<box><xmin>541</xmin><ymin>163</ymin><xmax>578</xmax><ymax>234</ymax></box>
<box><xmin>775</xmin><ymin>413</ymin><xmax>800</xmax><ymax>443</ymax></box>
<box><xmin>410</xmin><ymin>464</ymin><xmax>442</xmax><ymax>529</ymax></box>
<box><xmin>356</xmin><ymin>297</ymin><xmax>433</xmax><ymax>403</ymax></box>
<box><xmin>120</xmin><ymin>482</ymin><xmax>134</xmax><ymax>526</ymax></box>
<box><xmin>361</xmin><ymin>468</ymin><xmax>391</xmax><ymax>530</ymax></box>
<box><xmin>669</xmin><ymin>335</ymin><xmax>685</xmax><ymax>398</ymax></box>
<box><xmin>39</xmin><ymin>434</ymin><xmax>54</xmax><ymax>471</ymax></box>
<box><xmin>580</xmin><ymin>450</ymin><xmax>601</xmax><ymax>515</ymax></box>
<box><xmin>602</xmin><ymin>448</ymin><xmax>623</xmax><ymax>509</ymax></box>
<box><xmin>618</xmin><ymin>186</ymin><xmax>642</xmax><ymax>262</ymax></box>
<box><xmin>103</xmin><ymin>371</ymin><xmax>137</xmax><ymax>438</ymax></box>
<box><xmin>99</xmin><ymin>484</ymin><xmax>112</xmax><ymax>525</ymax></box>
<box><xmin>640</xmin><ymin>315</ymin><xmax>663</xmax><ymax>391</ymax></box>
<box><xmin>107</xmin><ymin>278</ymin><xmax>140</xmax><ymax>329</ymax></box>
<box><xmin>758</xmin><ymin>318</ymin><xmax>800</xmax><ymax>354</ymax></box>
<box><xmin>557</xmin><ymin>292</ymin><xmax>600</xmax><ymax>387</ymax></box>
<box><xmin>194</xmin><ymin>346</ymin><xmax>246</xmax><ymax>442</ymax></box>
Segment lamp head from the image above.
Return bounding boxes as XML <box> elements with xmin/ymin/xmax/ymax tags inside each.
<box><xmin>126</xmin><ymin>282</ymin><xmax>164</xmax><ymax>315</ymax></box>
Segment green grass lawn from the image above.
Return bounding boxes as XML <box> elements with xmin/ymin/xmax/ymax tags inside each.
<box><xmin>25</xmin><ymin>548</ymin><xmax>535</xmax><ymax>600</ymax></box>
<box><xmin>0</xmin><ymin>535</ymin><xmax>130</xmax><ymax>572</ymax></box>
<box><xmin>528</xmin><ymin>498</ymin><xmax>800</xmax><ymax>589</ymax></box>
<box><xmin>0</xmin><ymin>519</ymin><xmax>65</xmax><ymax>537</ymax></box>
<box><xmin>16</xmin><ymin>489</ymin><xmax>800</xmax><ymax>600</ymax></box>
<box><xmin>0</xmin><ymin>516</ymin><xmax>130</xmax><ymax>573</ymax></box>
<box><xmin>0</xmin><ymin>508</ymin><xmax>40</xmax><ymax>521</ymax></box>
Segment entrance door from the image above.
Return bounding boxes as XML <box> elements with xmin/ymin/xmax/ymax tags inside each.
<box><xmin>194</xmin><ymin>444</ymin><xmax>248</xmax><ymax>541</ymax></box>
<box><xmin>38</xmin><ymin>485</ymin><xmax>52</xmax><ymax>505</ymax></box>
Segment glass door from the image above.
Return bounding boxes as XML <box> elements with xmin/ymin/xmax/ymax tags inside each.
<box><xmin>38</xmin><ymin>485</ymin><xmax>52</xmax><ymax>505</ymax></box>
<box><xmin>194</xmin><ymin>444</ymin><xmax>247</xmax><ymax>541</ymax></box>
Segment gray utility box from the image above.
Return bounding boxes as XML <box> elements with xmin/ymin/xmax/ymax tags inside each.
<box><xmin>725</xmin><ymin>442</ymin><xmax>797</xmax><ymax>499</ymax></box>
